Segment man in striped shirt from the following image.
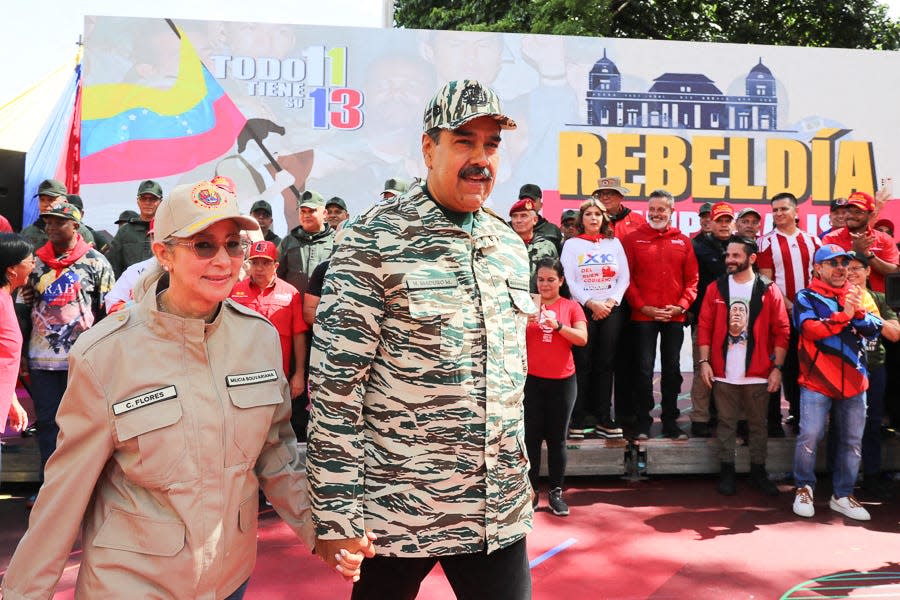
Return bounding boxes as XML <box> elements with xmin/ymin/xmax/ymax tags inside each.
<box><xmin>757</xmin><ymin>192</ymin><xmax>821</xmax><ymax>430</ymax></box>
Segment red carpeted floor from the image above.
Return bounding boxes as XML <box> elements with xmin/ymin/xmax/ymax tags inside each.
<box><xmin>4</xmin><ymin>475</ymin><xmax>896</xmax><ymax>599</ymax></box>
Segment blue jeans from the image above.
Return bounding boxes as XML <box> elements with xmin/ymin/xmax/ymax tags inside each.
<box><xmin>793</xmin><ymin>387</ymin><xmax>866</xmax><ymax>499</ymax></box>
<box><xmin>28</xmin><ymin>369</ymin><xmax>69</xmax><ymax>477</ymax></box>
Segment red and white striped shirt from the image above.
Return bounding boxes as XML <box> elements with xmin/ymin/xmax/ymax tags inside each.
<box><xmin>757</xmin><ymin>228</ymin><xmax>821</xmax><ymax>302</ymax></box>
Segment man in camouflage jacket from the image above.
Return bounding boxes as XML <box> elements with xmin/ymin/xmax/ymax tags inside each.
<box><xmin>308</xmin><ymin>80</ymin><xmax>535</xmax><ymax>599</ymax></box>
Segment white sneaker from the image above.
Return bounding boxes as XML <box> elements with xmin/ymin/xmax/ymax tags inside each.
<box><xmin>829</xmin><ymin>495</ymin><xmax>871</xmax><ymax>521</ymax></box>
<box><xmin>793</xmin><ymin>485</ymin><xmax>815</xmax><ymax>518</ymax></box>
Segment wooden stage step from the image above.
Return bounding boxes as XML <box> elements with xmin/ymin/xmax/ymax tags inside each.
<box><xmin>3</xmin><ymin>435</ymin><xmax>899</xmax><ymax>483</ymax></box>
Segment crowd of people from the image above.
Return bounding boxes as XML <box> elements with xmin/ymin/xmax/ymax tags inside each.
<box><xmin>0</xmin><ymin>77</ymin><xmax>898</xmax><ymax>598</ymax></box>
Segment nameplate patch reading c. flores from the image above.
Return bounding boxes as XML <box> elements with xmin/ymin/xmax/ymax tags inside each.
<box><xmin>226</xmin><ymin>370</ymin><xmax>279</xmax><ymax>387</ymax></box>
<box><xmin>113</xmin><ymin>386</ymin><xmax>178</xmax><ymax>416</ymax></box>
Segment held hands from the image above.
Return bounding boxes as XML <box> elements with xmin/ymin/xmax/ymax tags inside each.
<box><xmin>641</xmin><ymin>305</ymin><xmax>683</xmax><ymax>322</ymax></box>
<box><xmin>588</xmin><ymin>299</ymin><xmax>612</xmax><ymax>321</ymax></box>
<box><xmin>316</xmin><ymin>533</ymin><xmax>377</xmax><ymax>583</ymax></box>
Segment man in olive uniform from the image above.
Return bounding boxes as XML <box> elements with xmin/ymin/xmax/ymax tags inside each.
<box><xmin>105</xmin><ymin>180</ymin><xmax>162</xmax><ymax>277</ymax></box>
<box><xmin>276</xmin><ymin>190</ymin><xmax>335</xmax><ymax>295</ymax></box>
<box><xmin>250</xmin><ymin>199</ymin><xmax>282</xmax><ymax>247</ymax></box>
<box><xmin>308</xmin><ymin>80</ymin><xmax>535</xmax><ymax>599</ymax></box>
<box><xmin>21</xmin><ymin>179</ymin><xmax>68</xmax><ymax>249</ymax></box>
<box><xmin>509</xmin><ymin>197</ymin><xmax>558</xmax><ymax>291</ymax></box>
<box><xmin>518</xmin><ymin>183</ymin><xmax>562</xmax><ymax>252</ymax></box>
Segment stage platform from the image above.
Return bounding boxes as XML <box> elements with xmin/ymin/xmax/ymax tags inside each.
<box><xmin>4</xmin><ymin>433</ymin><xmax>899</xmax><ymax>483</ymax></box>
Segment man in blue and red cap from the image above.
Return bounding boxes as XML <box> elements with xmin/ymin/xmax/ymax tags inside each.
<box><xmin>790</xmin><ymin>243</ymin><xmax>882</xmax><ymax>521</ymax></box>
<box><xmin>821</xmin><ymin>191</ymin><xmax>898</xmax><ymax>292</ymax></box>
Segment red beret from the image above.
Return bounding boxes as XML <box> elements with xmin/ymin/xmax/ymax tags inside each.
<box><xmin>509</xmin><ymin>198</ymin><xmax>536</xmax><ymax>215</ymax></box>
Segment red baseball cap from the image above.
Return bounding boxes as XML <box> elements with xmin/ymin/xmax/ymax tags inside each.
<box><xmin>847</xmin><ymin>191</ymin><xmax>874</xmax><ymax>212</ymax></box>
<box><xmin>248</xmin><ymin>240</ymin><xmax>278</xmax><ymax>261</ymax></box>
<box><xmin>509</xmin><ymin>198</ymin><xmax>536</xmax><ymax>216</ymax></box>
<box><xmin>710</xmin><ymin>202</ymin><xmax>735</xmax><ymax>221</ymax></box>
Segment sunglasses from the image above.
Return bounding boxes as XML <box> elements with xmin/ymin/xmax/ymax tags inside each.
<box><xmin>823</xmin><ymin>258</ymin><xmax>850</xmax><ymax>268</ymax></box>
<box><xmin>168</xmin><ymin>236</ymin><xmax>247</xmax><ymax>259</ymax></box>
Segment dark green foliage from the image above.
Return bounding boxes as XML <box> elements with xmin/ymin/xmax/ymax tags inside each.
<box><xmin>393</xmin><ymin>0</ymin><xmax>900</xmax><ymax>50</ymax></box>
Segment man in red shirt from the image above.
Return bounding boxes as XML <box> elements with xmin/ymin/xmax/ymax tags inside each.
<box><xmin>230</xmin><ymin>241</ymin><xmax>308</xmax><ymax>401</ymax></box>
<box><xmin>622</xmin><ymin>189</ymin><xmax>699</xmax><ymax>440</ymax></box>
<box><xmin>821</xmin><ymin>191</ymin><xmax>899</xmax><ymax>292</ymax></box>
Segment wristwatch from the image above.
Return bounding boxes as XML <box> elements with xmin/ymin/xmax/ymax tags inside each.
<box><xmin>773</xmin><ymin>364</ymin><xmax>784</xmax><ymax>371</ymax></box>
<box><xmin>556</xmin><ymin>322</ymin><xmax>564</xmax><ymax>331</ymax></box>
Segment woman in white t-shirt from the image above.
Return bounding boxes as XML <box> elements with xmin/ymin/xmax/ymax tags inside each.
<box><xmin>560</xmin><ymin>199</ymin><xmax>630</xmax><ymax>438</ymax></box>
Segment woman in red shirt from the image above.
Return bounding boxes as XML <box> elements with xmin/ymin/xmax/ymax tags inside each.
<box><xmin>525</xmin><ymin>258</ymin><xmax>588</xmax><ymax>516</ymax></box>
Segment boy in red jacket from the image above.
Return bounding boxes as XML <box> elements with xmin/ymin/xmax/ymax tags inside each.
<box><xmin>698</xmin><ymin>236</ymin><xmax>790</xmax><ymax>496</ymax></box>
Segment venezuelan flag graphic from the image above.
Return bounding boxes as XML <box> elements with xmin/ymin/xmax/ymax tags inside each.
<box><xmin>80</xmin><ymin>27</ymin><xmax>246</xmax><ymax>184</ymax></box>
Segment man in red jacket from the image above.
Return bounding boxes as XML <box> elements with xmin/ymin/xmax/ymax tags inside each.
<box><xmin>622</xmin><ymin>189</ymin><xmax>698</xmax><ymax>440</ymax></box>
<box><xmin>698</xmin><ymin>236</ymin><xmax>790</xmax><ymax>496</ymax></box>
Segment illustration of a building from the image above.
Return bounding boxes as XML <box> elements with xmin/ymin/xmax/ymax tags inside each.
<box><xmin>586</xmin><ymin>51</ymin><xmax>777</xmax><ymax>131</ymax></box>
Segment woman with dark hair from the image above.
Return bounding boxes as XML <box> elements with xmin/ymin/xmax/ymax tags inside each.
<box><xmin>525</xmin><ymin>258</ymin><xmax>587</xmax><ymax>516</ymax></box>
<box><xmin>0</xmin><ymin>233</ymin><xmax>33</xmax><ymax>477</ymax></box>
<box><xmin>560</xmin><ymin>199</ymin><xmax>631</xmax><ymax>438</ymax></box>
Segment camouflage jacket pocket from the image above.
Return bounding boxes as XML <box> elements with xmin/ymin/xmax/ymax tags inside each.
<box><xmin>407</xmin><ymin>286</ymin><xmax>465</xmax><ymax>359</ymax></box>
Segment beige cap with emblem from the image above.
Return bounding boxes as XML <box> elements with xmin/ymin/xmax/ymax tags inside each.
<box><xmin>153</xmin><ymin>180</ymin><xmax>259</xmax><ymax>240</ymax></box>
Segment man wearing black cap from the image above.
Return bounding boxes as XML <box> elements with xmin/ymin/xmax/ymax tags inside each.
<box><xmin>277</xmin><ymin>190</ymin><xmax>335</xmax><ymax>295</ymax></box>
<box><xmin>114</xmin><ymin>210</ymin><xmax>139</xmax><ymax>229</ymax></box>
<box><xmin>251</xmin><ymin>199</ymin><xmax>282</xmax><ymax>247</ymax></box>
<box><xmin>325</xmin><ymin>197</ymin><xmax>349</xmax><ymax>229</ymax></box>
<box><xmin>694</xmin><ymin>202</ymin><xmax>713</xmax><ymax>239</ymax></box>
<box><xmin>21</xmin><ymin>179</ymin><xmax>67</xmax><ymax>249</ymax></box>
<box><xmin>518</xmin><ymin>183</ymin><xmax>562</xmax><ymax>252</ymax></box>
<box><xmin>105</xmin><ymin>180</ymin><xmax>163</xmax><ymax>277</ymax></box>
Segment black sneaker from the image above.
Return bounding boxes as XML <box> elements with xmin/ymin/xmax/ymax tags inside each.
<box><xmin>596</xmin><ymin>419</ymin><xmax>624</xmax><ymax>438</ymax></box>
<box><xmin>690</xmin><ymin>421</ymin><xmax>711</xmax><ymax>438</ymax></box>
<box><xmin>662</xmin><ymin>421</ymin><xmax>688</xmax><ymax>440</ymax></box>
<box><xmin>548</xmin><ymin>488</ymin><xmax>569</xmax><ymax>516</ymax></box>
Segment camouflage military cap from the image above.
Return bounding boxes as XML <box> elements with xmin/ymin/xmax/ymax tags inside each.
<box><xmin>423</xmin><ymin>80</ymin><xmax>516</xmax><ymax>132</ymax></box>
<box><xmin>40</xmin><ymin>202</ymin><xmax>82</xmax><ymax>223</ymax></box>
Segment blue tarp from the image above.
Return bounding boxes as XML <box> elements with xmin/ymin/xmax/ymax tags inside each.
<box><xmin>22</xmin><ymin>63</ymin><xmax>80</xmax><ymax>228</ymax></box>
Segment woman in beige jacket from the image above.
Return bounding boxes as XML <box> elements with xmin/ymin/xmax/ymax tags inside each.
<box><xmin>2</xmin><ymin>180</ymin><xmax>371</xmax><ymax>600</ymax></box>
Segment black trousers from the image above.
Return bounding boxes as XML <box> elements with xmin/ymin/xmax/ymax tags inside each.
<box><xmin>524</xmin><ymin>374</ymin><xmax>577</xmax><ymax>490</ymax></box>
<box><xmin>572</xmin><ymin>304</ymin><xmax>625</xmax><ymax>426</ymax></box>
<box><xmin>351</xmin><ymin>538</ymin><xmax>532</xmax><ymax>600</ymax></box>
<box><xmin>768</xmin><ymin>320</ymin><xmax>801</xmax><ymax>422</ymax></box>
<box><xmin>633</xmin><ymin>321</ymin><xmax>684</xmax><ymax>427</ymax></box>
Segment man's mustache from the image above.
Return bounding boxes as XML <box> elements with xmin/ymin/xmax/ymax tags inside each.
<box><xmin>458</xmin><ymin>166</ymin><xmax>493</xmax><ymax>180</ymax></box>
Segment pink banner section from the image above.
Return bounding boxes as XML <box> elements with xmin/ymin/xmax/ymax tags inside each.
<box><xmin>542</xmin><ymin>190</ymin><xmax>900</xmax><ymax>239</ymax></box>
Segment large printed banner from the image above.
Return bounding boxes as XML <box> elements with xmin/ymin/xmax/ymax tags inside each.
<box><xmin>81</xmin><ymin>16</ymin><xmax>900</xmax><ymax>237</ymax></box>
